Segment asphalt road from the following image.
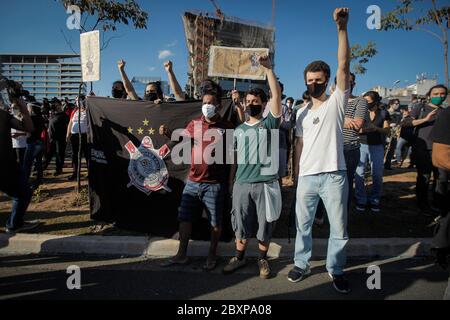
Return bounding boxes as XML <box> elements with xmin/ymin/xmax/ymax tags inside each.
<box><xmin>0</xmin><ymin>254</ymin><xmax>449</xmax><ymax>301</ymax></box>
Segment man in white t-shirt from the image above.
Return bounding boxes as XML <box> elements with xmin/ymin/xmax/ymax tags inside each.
<box><xmin>287</xmin><ymin>8</ymin><xmax>351</xmax><ymax>294</ymax></box>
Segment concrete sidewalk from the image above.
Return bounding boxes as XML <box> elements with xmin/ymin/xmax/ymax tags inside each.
<box><xmin>0</xmin><ymin>233</ymin><xmax>433</xmax><ymax>258</ymax></box>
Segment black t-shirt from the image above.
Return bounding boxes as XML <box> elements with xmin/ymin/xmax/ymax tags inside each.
<box><xmin>27</xmin><ymin>114</ymin><xmax>45</xmax><ymax>144</ymax></box>
<box><xmin>0</xmin><ymin>108</ymin><xmax>16</xmax><ymax>168</ymax></box>
<box><xmin>431</xmin><ymin>107</ymin><xmax>450</xmax><ymax>146</ymax></box>
<box><xmin>389</xmin><ymin>110</ymin><xmax>402</xmax><ymax>126</ymax></box>
<box><xmin>359</xmin><ymin>109</ymin><xmax>389</xmax><ymax>145</ymax></box>
<box><xmin>49</xmin><ymin>112</ymin><xmax>69</xmax><ymax>141</ymax></box>
<box><xmin>400</xmin><ymin>115</ymin><xmax>415</xmax><ymax>141</ymax></box>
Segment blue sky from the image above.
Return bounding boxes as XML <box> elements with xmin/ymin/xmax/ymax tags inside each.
<box><xmin>0</xmin><ymin>0</ymin><xmax>447</xmax><ymax>99</ymax></box>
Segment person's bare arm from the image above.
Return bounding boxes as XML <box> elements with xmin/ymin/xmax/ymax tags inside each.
<box><xmin>402</xmin><ymin>108</ymin><xmax>438</xmax><ymax>127</ymax></box>
<box><xmin>10</xmin><ymin>99</ymin><xmax>33</xmax><ymax>132</ymax></box>
<box><xmin>117</xmin><ymin>59</ymin><xmax>139</xmax><ymax>100</ymax></box>
<box><xmin>232</xmin><ymin>90</ymin><xmax>246</xmax><ymax>123</ymax></box>
<box><xmin>432</xmin><ymin>143</ymin><xmax>450</xmax><ymax>171</ymax></box>
<box><xmin>66</xmin><ymin>117</ymin><xmax>73</xmax><ymax>142</ymax></box>
<box><xmin>381</xmin><ymin>120</ymin><xmax>391</xmax><ymax>135</ymax></box>
<box><xmin>294</xmin><ymin>137</ymin><xmax>303</xmax><ymax>180</ymax></box>
<box><xmin>334</xmin><ymin>8</ymin><xmax>350</xmax><ymax>92</ymax></box>
<box><xmin>164</xmin><ymin>61</ymin><xmax>185</xmax><ymax>101</ymax></box>
<box><xmin>344</xmin><ymin>117</ymin><xmax>364</xmax><ymax>130</ymax></box>
<box><xmin>413</xmin><ymin>109</ymin><xmax>438</xmax><ymax>126</ymax></box>
<box><xmin>259</xmin><ymin>56</ymin><xmax>281</xmax><ymax>117</ymax></box>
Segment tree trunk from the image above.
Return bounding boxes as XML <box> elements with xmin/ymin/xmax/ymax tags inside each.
<box><xmin>444</xmin><ymin>38</ymin><xmax>449</xmax><ymax>89</ymax></box>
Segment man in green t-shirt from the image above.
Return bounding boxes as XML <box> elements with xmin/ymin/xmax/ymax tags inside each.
<box><xmin>223</xmin><ymin>55</ymin><xmax>282</xmax><ymax>279</ymax></box>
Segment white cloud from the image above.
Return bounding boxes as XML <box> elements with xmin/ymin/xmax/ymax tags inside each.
<box><xmin>148</xmin><ymin>66</ymin><xmax>156</xmax><ymax>72</ymax></box>
<box><xmin>167</xmin><ymin>40</ymin><xmax>178</xmax><ymax>47</ymax></box>
<box><xmin>158</xmin><ymin>50</ymin><xmax>174</xmax><ymax>60</ymax></box>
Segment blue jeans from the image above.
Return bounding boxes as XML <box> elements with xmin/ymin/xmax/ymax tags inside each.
<box><xmin>294</xmin><ymin>171</ymin><xmax>349</xmax><ymax>275</ymax></box>
<box><xmin>23</xmin><ymin>141</ymin><xmax>44</xmax><ymax>183</ymax></box>
<box><xmin>344</xmin><ymin>148</ymin><xmax>360</xmax><ymax>210</ymax></box>
<box><xmin>355</xmin><ymin>143</ymin><xmax>384</xmax><ymax>206</ymax></box>
<box><xmin>1</xmin><ymin>163</ymin><xmax>32</xmax><ymax>230</ymax></box>
<box><xmin>395</xmin><ymin>137</ymin><xmax>411</xmax><ymax>163</ymax></box>
<box><xmin>178</xmin><ymin>180</ymin><xmax>225</xmax><ymax>227</ymax></box>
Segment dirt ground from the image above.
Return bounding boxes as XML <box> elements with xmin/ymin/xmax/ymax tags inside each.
<box><xmin>0</xmin><ymin>164</ymin><xmax>438</xmax><ymax>239</ymax></box>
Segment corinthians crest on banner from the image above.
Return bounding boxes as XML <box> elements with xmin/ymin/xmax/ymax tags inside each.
<box><xmin>87</xmin><ymin>96</ymin><xmax>235</xmax><ymax>235</ymax></box>
<box><xmin>125</xmin><ymin>136</ymin><xmax>171</xmax><ymax>195</ymax></box>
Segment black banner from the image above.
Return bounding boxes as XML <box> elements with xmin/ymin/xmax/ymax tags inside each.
<box><xmin>86</xmin><ymin>97</ymin><xmax>234</xmax><ymax>238</ymax></box>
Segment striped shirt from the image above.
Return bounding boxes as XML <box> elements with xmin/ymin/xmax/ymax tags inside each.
<box><xmin>343</xmin><ymin>97</ymin><xmax>368</xmax><ymax>151</ymax></box>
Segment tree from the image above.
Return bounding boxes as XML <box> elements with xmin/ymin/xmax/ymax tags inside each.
<box><xmin>59</xmin><ymin>0</ymin><xmax>148</xmax><ymax>51</ymax></box>
<box><xmin>57</xmin><ymin>0</ymin><xmax>149</xmax><ymax>193</ymax></box>
<box><xmin>351</xmin><ymin>41</ymin><xmax>378</xmax><ymax>75</ymax></box>
<box><xmin>381</xmin><ymin>0</ymin><xmax>450</xmax><ymax>88</ymax></box>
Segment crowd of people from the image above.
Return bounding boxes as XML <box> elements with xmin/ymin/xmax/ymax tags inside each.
<box><xmin>0</xmin><ymin>7</ymin><xmax>449</xmax><ymax>295</ymax></box>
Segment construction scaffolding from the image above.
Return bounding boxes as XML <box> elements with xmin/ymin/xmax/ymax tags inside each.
<box><xmin>182</xmin><ymin>11</ymin><xmax>275</xmax><ymax>98</ymax></box>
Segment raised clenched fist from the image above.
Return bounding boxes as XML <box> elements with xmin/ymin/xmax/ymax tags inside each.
<box><xmin>334</xmin><ymin>8</ymin><xmax>349</xmax><ymax>29</ymax></box>
<box><xmin>258</xmin><ymin>55</ymin><xmax>273</xmax><ymax>70</ymax></box>
<box><xmin>117</xmin><ymin>59</ymin><xmax>126</xmax><ymax>70</ymax></box>
<box><xmin>164</xmin><ymin>61</ymin><xmax>173</xmax><ymax>73</ymax></box>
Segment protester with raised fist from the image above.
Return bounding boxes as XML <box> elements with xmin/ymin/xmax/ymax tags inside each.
<box><xmin>289</xmin><ymin>8</ymin><xmax>352</xmax><ymax>294</ymax></box>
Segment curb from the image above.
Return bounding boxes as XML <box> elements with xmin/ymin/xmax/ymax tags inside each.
<box><xmin>0</xmin><ymin>233</ymin><xmax>433</xmax><ymax>258</ymax></box>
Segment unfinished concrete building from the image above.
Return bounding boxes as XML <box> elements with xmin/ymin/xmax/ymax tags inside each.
<box><xmin>182</xmin><ymin>11</ymin><xmax>275</xmax><ymax>98</ymax></box>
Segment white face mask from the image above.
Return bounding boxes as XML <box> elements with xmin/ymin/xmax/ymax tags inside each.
<box><xmin>202</xmin><ymin>104</ymin><xmax>217</xmax><ymax>119</ymax></box>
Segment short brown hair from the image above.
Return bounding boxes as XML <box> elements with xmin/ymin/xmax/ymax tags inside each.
<box><xmin>304</xmin><ymin>60</ymin><xmax>331</xmax><ymax>82</ymax></box>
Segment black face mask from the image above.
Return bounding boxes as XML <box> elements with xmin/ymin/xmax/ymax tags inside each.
<box><xmin>248</xmin><ymin>104</ymin><xmax>263</xmax><ymax>117</ymax></box>
<box><xmin>112</xmin><ymin>89</ymin><xmax>125</xmax><ymax>99</ymax></box>
<box><xmin>306</xmin><ymin>82</ymin><xmax>328</xmax><ymax>98</ymax></box>
<box><xmin>144</xmin><ymin>92</ymin><xmax>158</xmax><ymax>101</ymax></box>
<box><xmin>367</xmin><ymin>102</ymin><xmax>378</xmax><ymax>110</ymax></box>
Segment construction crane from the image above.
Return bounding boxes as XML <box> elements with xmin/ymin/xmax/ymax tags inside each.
<box><xmin>209</xmin><ymin>0</ymin><xmax>224</xmax><ymax>20</ymax></box>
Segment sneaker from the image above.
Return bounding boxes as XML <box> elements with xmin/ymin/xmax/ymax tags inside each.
<box><xmin>258</xmin><ymin>259</ymin><xmax>271</xmax><ymax>279</ymax></box>
<box><xmin>392</xmin><ymin>161</ymin><xmax>401</xmax><ymax>168</ymax></box>
<box><xmin>287</xmin><ymin>266</ymin><xmax>311</xmax><ymax>283</ymax></box>
<box><xmin>355</xmin><ymin>203</ymin><xmax>366</xmax><ymax>212</ymax></box>
<box><xmin>6</xmin><ymin>221</ymin><xmax>42</xmax><ymax>233</ymax></box>
<box><xmin>370</xmin><ymin>203</ymin><xmax>381</xmax><ymax>213</ymax></box>
<box><xmin>223</xmin><ymin>257</ymin><xmax>246</xmax><ymax>275</ymax></box>
<box><xmin>329</xmin><ymin>273</ymin><xmax>351</xmax><ymax>294</ymax></box>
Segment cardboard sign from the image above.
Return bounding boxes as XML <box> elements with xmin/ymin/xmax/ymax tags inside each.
<box><xmin>208</xmin><ymin>46</ymin><xmax>269</xmax><ymax>81</ymax></box>
<box><xmin>80</xmin><ymin>30</ymin><xmax>100</xmax><ymax>82</ymax></box>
